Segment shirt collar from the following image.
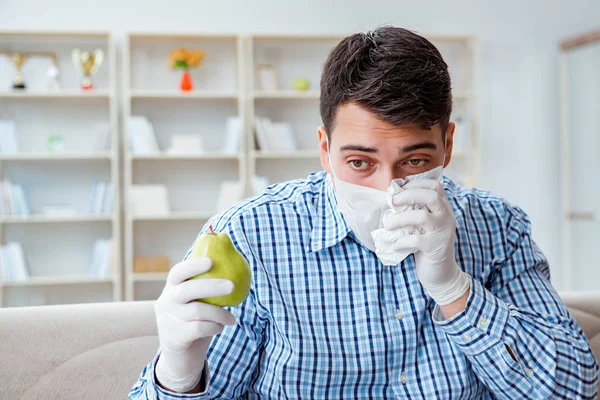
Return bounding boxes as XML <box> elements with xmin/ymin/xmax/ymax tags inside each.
<box><xmin>309</xmin><ymin>173</ymin><xmax>351</xmax><ymax>253</ymax></box>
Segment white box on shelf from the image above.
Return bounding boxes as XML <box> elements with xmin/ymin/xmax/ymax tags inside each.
<box><xmin>165</xmin><ymin>135</ymin><xmax>204</xmax><ymax>155</ymax></box>
<box><xmin>0</xmin><ymin>120</ymin><xmax>18</xmax><ymax>154</ymax></box>
<box><xmin>41</xmin><ymin>204</ymin><xmax>77</xmax><ymax>216</ymax></box>
<box><xmin>130</xmin><ymin>184</ymin><xmax>170</xmax><ymax>216</ymax></box>
<box><xmin>216</xmin><ymin>181</ymin><xmax>245</xmax><ymax>212</ymax></box>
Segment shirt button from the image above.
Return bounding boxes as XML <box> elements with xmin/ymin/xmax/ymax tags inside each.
<box><xmin>525</xmin><ymin>368</ymin><xmax>534</xmax><ymax>377</ymax></box>
<box><xmin>462</xmin><ymin>333</ymin><xmax>472</xmax><ymax>341</ymax></box>
<box><xmin>394</xmin><ymin>310</ymin><xmax>405</xmax><ymax>320</ymax></box>
<box><xmin>400</xmin><ymin>372</ymin><xmax>408</xmax><ymax>384</ymax></box>
<box><xmin>477</xmin><ymin>319</ymin><xmax>489</xmax><ymax>329</ymax></box>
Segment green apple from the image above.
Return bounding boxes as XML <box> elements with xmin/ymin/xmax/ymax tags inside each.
<box><xmin>292</xmin><ymin>77</ymin><xmax>310</xmax><ymax>91</ymax></box>
<box><xmin>189</xmin><ymin>226</ymin><xmax>251</xmax><ymax>307</ymax></box>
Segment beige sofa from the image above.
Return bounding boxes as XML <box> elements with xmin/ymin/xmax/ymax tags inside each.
<box><xmin>0</xmin><ymin>293</ymin><xmax>598</xmax><ymax>400</ymax></box>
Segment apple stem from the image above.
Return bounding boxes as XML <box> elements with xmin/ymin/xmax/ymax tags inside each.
<box><xmin>209</xmin><ymin>225</ymin><xmax>215</xmax><ymax>235</ymax></box>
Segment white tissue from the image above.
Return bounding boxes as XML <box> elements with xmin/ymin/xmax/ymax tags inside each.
<box><xmin>371</xmin><ymin>166</ymin><xmax>444</xmax><ymax>266</ymax></box>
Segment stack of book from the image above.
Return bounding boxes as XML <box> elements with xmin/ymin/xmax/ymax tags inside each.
<box><xmin>0</xmin><ymin>242</ymin><xmax>29</xmax><ymax>282</ymax></box>
<box><xmin>0</xmin><ymin>180</ymin><xmax>30</xmax><ymax>217</ymax></box>
<box><xmin>254</xmin><ymin>116</ymin><xmax>297</xmax><ymax>152</ymax></box>
<box><xmin>128</xmin><ymin>116</ymin><xmax>160</xmax><ymax>154</ymax></box>
<box><xmin>88</xmin><ymin>238</ymin><xmax>113</xmax><ymax>278</ymax></box>
<box><xmin>88</xmin><ymin>181</ymin><xmax>114</xmax><ymax>215</ymax></box>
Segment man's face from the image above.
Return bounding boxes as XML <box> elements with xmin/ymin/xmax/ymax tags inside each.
<box><xmin>319</xmin><ymin>103</ymin><xmax>455</xmax><ymax>191</ymax></box>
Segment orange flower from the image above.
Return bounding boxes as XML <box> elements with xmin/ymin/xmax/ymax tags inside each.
<box><xmin>187</xmin><ymin>50</ymin><xmax>205</xmax><ymax>68</ymax></box>
<box><xmin>169</xmin><ymin>47</ymin><xmax>204</xmax><ymax>69</ymax></box>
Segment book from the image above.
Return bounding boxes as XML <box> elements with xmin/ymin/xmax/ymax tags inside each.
<box><xmin>88</xmin><ymin>181</ymin><xmax>98</xmax><ymax>214</ymax></box>
<box><xmin>102</xmin><ymin>182</ymin><xmax>114</xmax><ymax>214</ymax></box>
<box><xmin>0</xmin><ymin>242</ymin><xmax>29</xmax><ymax>282</ymax></box>
<box><xmin>254</xmin><ymin>116</ymin><xmax>297</xmax><ymax>152</ymax></box>
<box><xmin>0</xmin><ymin>120</ymin><xmax>18</xmax><ymax>154</ymax></box>
<box><xmin>93</xmin><ymin>181</ymin><xmax>106</xmax><ymax>215</ymax></box>
<box><xmin>88</xmin><ymin>238</ymin><xmax>113</xmax><ymax>278</ymax></box>
<box><xmin>88</xmin><ymin>181</ymin><xmax>113</xmax><ymax>215</ymax></box>
<box><xmin>0</xmin><ymin>180</ymin><xmax>30</xmax><ymax>217</ymax></box>
<box><xmin>2</xmin><ymin>180</ymin><xmax>11</xmax><ymax>215</ymax></box>
<box><xmin>254</xmin><ymin>116</ymin><xmax>271</xmax><ymax>151</ymax></box>
<box><xmin>15</xmin><ymin>185</ymin><xmax>30</xmax><ymax>216</ymax></box>
<box><xmin>6</xmin><ymin>242</ymin><xmax>28</xmax><ymax>281</ymax></box>
<box><xmin>262</xmin><ymin>117</ymin><xmax>276</xmax><ymax>150</ymax></box>
<box><xmin>271</xmin><ymin>122</ymin><xmax>296</xmax><ymax>151</ymax></box>
<box><xmin>128</xmin><ymin>116</ymin><xmax>160</xmax><ymax>154</ymax></box>
<box><xmin>222</xmin><ymin>116</ymin><xmax>242</xmax><ymax>153</ymax></box>
<box><xmin>94</xmin><ymin>121</ymin><xmax>111</xmax><ymax>152</ymax></box>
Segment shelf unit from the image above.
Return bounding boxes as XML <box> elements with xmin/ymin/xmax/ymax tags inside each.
<box><xmin>123</xmin><ymin>33</ymin><xmax>245</xmax><ymax>301</ymax></box>
<box><xmin>0</xmin><ymin>31</ymin><xmax>120</xmax><ymax>307</ymax></box>
<box><xmin>0</xmin><ymin>31</ymin><xmax>480</xmax><ymax>306</ymax></box>
<box><xmin>246</xmin><ymin>34</ymin><xmax>344</xmax><ymax>185</ymax></box>
<box><xmin>246</xmin><ymin>33</ymin><xmax>480</xmax><ymax>187</ymax></box>
<box><xmin>428</xmin><ymin>34</ymin><xmax>480</xmax><ymax>186</ymax></box>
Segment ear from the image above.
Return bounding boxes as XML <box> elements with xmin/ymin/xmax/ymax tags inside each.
<box><xmin>318</xmin><ymin>126</ymin><xmax>331</xmax><ymax>174</ymax></box>
<box><xmin>443</xmin><ymin>122</ymin><xmax>455</xmax><ymax>168</ymax></box>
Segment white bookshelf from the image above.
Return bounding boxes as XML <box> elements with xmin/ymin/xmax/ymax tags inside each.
<box><xmin>247</xmin><ymin>34</ymin><xmax>344</xmax><ymax>186</ymax></box>
<box><xmin>247</xmin><ymin>33</ymin><xmax>480</xmax><ymax>188</ymax></box>
<box><xmin>247</xmin><ymin>34</ymin><xmax>480</xmax><ymax>186</ymax></box>
<box><xmin>0</xmin><ymin>31</ymin><xmax>120</xmax><ymax>307</ymax></box>
<box><xmin>124</xmin><ymin>33</ymin><xmax>245</xmax><ymax>301</ymax></box>
<box><xmin>0</xmin><ymin>30</ymin><xmax>480</xmax><ymax>306</ymax></box>
<box><xmin>429</xmin><ymin>34</ymin><xmax>480</xmax><ymax>186</ymax></box>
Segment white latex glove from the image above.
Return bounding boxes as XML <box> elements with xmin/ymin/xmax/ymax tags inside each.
<box><xmin>383</xmin><ymin>179</ymin><xmax>470</xmax><ymax>306</ymax></box>
<box><xmin>154</xmin><ymin>257</ymin><xmax>237</xmax><ymax>393</ymax></box>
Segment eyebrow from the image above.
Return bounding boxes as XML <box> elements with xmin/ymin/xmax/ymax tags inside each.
<box><xmin>338</xmin><ymin>142</ymin><xmax>437</xmax><ymax>154</ymax></box>
<box><xmin>339</xmin><ymin>144</ymin><xmax>378</xmax><ymax>153</ymax></box>
<box><xmin>401</xmin><ymin>142</ymin><xmax>437</xmax><ymax>153</ymax></box>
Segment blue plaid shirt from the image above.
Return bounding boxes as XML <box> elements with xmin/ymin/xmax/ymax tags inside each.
<box><xmin>130</xmin><ymin>171</ymin><xmax>599</xmax><ymax>399</ymax></box>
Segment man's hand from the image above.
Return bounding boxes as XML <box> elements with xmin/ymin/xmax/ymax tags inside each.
<box><xmin>154</xmin><ymin>257</ymin><xmax>237</xmax><ymax>393</ymax></box>
<box><xmin>383</xmin><ymin>178</ymin><xmax>470</xmax><ymax>306</ymax></box>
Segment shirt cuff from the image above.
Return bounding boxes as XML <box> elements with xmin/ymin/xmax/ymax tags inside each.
<box><xmin>150</xmin><ymin>352</ymin><xmax>211</xmax><ymax>399</ymax></box>
<box><xmin>432</xmin><ymin>277</ymin><xmax>511</xmax><ymax>356</ymax></box>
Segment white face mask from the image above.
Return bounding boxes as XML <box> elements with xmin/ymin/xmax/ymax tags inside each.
<box><xmin>326</xmin><ymin>136</ymin><xmax>444</xmax><ymax>256</ymax></box>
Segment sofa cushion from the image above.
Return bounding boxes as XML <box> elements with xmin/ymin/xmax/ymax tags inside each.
<box><xmin>0</xmin><ymin>301</ymin><xmax>157</xmax><ymax>400</ymax></box>
<box><xmin>0</xmin><ymin>293</ymin><xmax>598</xmax><ymax>399</ymax></box>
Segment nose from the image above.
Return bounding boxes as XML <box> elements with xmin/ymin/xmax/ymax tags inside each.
<box><xmin>374</xmin><ymin>168</ymin><xmax>398</xmax><ymax>191</ymax></box>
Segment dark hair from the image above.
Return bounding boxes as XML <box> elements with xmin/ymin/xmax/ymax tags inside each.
<box><xmin>320</xmin><ymin>26</ymin><xmax>452</xmax><ymax>138</ymax></box>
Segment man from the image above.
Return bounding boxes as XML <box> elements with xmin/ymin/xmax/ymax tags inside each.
<box><xmin>130</xmin><ymin>27</ymin><xmax>599</xmax><ymax>399</ymax></box>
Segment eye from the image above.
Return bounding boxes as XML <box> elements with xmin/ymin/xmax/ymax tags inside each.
<box><xmin>406</xmin><ymin>159</ymin><xmax>428</xmax><ymax>167</ymax></box>
<box><xmin>348</xmin><ymin>159</ymin><xmax>371</xmax><ymax>170</ymax></box>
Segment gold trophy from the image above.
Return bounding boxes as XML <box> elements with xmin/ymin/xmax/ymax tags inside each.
<box><xmin>11</xmin><ymin>53</ymin><xmax>28</xmax><ymax>89</ymax></box>
<box><xmin>71</xmin><ymin>48</ymin><xmax>103</xmax><ymax>90</ymax></box>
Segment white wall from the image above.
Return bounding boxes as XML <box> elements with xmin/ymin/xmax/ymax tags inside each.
<box><xmin>1</xmin><ymin>0</ymin><xmax>599</xmax><ymax>288</ymax></box>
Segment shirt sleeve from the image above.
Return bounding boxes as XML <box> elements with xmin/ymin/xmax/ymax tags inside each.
<box><xmin>433</xmin><ymin>204</ymin><xmax>599</xmax><ymax>400</ymax></box>
<box><xmin>128</xmin><ymin>209</ymin><xmax>265</xmax><ymax>399</ymax></box>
